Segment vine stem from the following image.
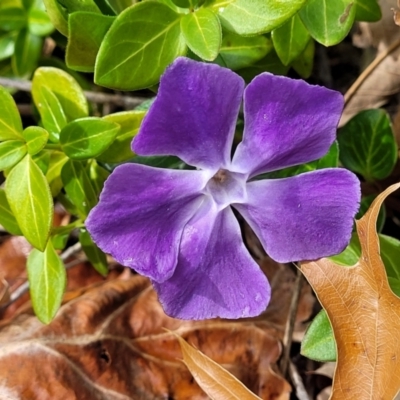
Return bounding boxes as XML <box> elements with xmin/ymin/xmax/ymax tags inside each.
<box><xmin>0</xmin><ymin>76</ymin><xmax>147</xmax><ymax>108</ymax></box>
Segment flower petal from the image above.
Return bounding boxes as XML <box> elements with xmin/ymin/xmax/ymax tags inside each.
<box><xmin>232</xmin><ymin>73</ymin><xmax>344</xmax><ymax>177</ymax></box>
<box><xmin>153</xmin><ymin>198</ymin><xmax>270</xmax><ymax>319</ymax></box>
<box><xmin>234</xmin><ymin>169</ymin><xmax>360</xmax><ymax>262</ymax></box>
<box><xmin>133</xmin><ymin>57</ymin><xmax>245</xmax><ymax>170</ymax></box>
<box><xmin>86</xmin><ymin>164</ymin><xmax>209</xmax><ymax>282</ymax></box>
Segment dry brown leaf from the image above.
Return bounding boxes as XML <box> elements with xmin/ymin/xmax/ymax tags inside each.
<box><xmin>301</xmin><ymin>182</ymin><xmax>400</xmax><ymax>399</ymax></box>
<box><xmin>0</xmin><ymin>275</ymin><xmax>290</xmax><ymax>399</ymax></box>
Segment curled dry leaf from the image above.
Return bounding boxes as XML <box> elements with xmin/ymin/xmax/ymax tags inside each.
<box><xmin>301</xmin><ymin>182</ymin><xmax>400</xmax><ymax>399</ymax></box>
<box><xmin>0</xmin><ymin>275</ymin><xmax>290</xmax><ymax>399</ymax></box>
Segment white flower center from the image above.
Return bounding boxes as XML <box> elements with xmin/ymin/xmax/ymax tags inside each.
<box><xmin>203</xmin><ymin>169</ymin><xmax>247</xmax><ymax>208</ymax></box>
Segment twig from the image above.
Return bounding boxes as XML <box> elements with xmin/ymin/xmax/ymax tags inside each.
<box><xmin>280</xmin><ymin>266</ymin><xmax>303</xmax><ymax>377</ymax></box>
<box><xmin>344</xmin><ymin>38</ymin><xmax>400</xmax><ymax>106</ymax></box>
<box><xmin>0</xmin><ymin>76</ymin><xmax>147</xmax><ymax>108</ymax></box>
<box><xmin>0</xmin><ymin>242</ymin><xmax>83</xmax><ymax>311</ymax></box>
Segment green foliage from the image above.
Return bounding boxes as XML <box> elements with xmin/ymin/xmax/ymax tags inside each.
<box><xmin>338</xmin><ymin>109</ymin><xmax>397</xmax><ymax>182</ymax></box>
<box><xmin>79</xmin><ymin>228</ymin><xmax>108</xmax><ymax>276</ymax></box>
<box><xmin>0</xmin><ymin>188</ymin><xmax>22</xmax><ymax>236</ymax></box>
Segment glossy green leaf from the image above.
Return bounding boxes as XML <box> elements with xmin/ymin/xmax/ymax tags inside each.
<box><xmin>271</xmin><ymin>14</ymin><xmax>310</xmax><ymax>66</ymax></box>
<box><xmin>0</xmin><ymin>1</ymin><xmax>26</xmax><ymax>31</ymax></box>
<box><xmin>181</xmin><ymin>9</ymin><xmax>221</xmax><ymax>61</ymax></box>
<box><xmin>88</xmin><ymin>160</ymin><xmax>109</xmax><ymax>195</ymax></box>
<box><xmin>355</xmin><ymin>0</ymin><xmax>381</xmax><ymax>22</ymax></box>
<box><xmin>291</xmin><ymin>38</ymin><xmax>314</xmax><ymax>79</ymax></box>
<box><xmin>218</xmin><ymin>30</ymin><xmax>272</xmax><ymax>70</ymax></box>
<box><xmin>0</xmin><ymin>140</ymin><xmax>27</xmax><ymax>170</ymax></box>
<box><xmin>66</xmin><ymin>12</ymin><xmax>115</xmax><ymax>72</ymax></box>
<box><xmin>98</xmin><ymin>111</ymin><xmax>145</xmax><ymax>163</ymax></box>
<box><xmin>6</xmin><ymin>155</ymin><xmax>53</xmax><ymax>251</ymax></box>
<box><xmin>299</xmin><ymin>0</ymin><xmax>356</xmax><ymax>46</ymax></box>
<box><xmin>42</xmin><ymin>0</ymin><xmax>68</xmax><ymax>36</ymax></box>
<box><xmin>316</xmin><ymin>140</ymin><xmax>338</xmax><ymax>169</ymax></box>
<box><xmin>0</xmin><ymin>188</ymin><xmax>22</xmax><ymax>236</ymax></box>
<box><xmin>60</xmin><ymin>117</ymin><xmax>120</xmax><ymax>160</ymax></box>
<box><xmin>33</xmin><ymin>149</ymin><xmax>51</xmax><ymax>174</ymax></box>
<box><xmin>11</xmin><ymin>29</ymin><xmax>42</xmax><ymax>78</ymax></box>
<box><xmin>212</xmin><ymin>0</ymin><xmax>307</xmax><ymax>36</ymax></box>
<box><xmin>329</xmin><ymin>232</ymin><xmax>360</xmax><ymax>266</ymax></box>
<box><xmin>61</xmin><ymin>159</ymin><xmax>98</xmax><ymax>218</ymax></box>
<box><xmin>0</xmin><ymin>85</ymin><xmax>23</xmax><ymax>140</ymax></box>
<box><xmin>27</xmin><ymin>240</ymin><xmax>66</xmax><ymax>324</ymax></box>
<box><xmin>301</xmin><ymin>310</ymin><xmax>336</xmax><ymax>362</ymax></box>
<box><xmin>58</xmin><ymin>0</ymin><xmax>101</xmax><ymax>13</ymax></box>
<box><xmin>51</xmin><ymin>221</ymin><xmax>81</xmax><ymax>250</ymax></box>
<box><xmin>338</xmin><ymin>109</ymin><xmax>397</xmax><ymax>181</ymax></box>
<box><xmin>46</xmin><ymin>151</ymin><xmax>68</xmax><ymax>196</ymax></box>
<box><xmin>95</xmin><ymin>1</ymin><xmax>186</xmax><ymax>90</ymax></box>
<box><xmin>32</xmin><ymin>67</ymin><xmax>88</xmax><ymax>124</ymax></box>
<box><xmin>106</xmin><ymin>0</ymin><xmax>134</xmax><ymax>14</ymax></box>
<box><xmin>172</xmin><ymin>0</ymin><xmax>198</xmax><ymax>7</ymax></box>
<box><xmin>79</xmin><ymin>228</ymin><xmax>108</xmax><ymax>276</ymax></box>
<box><xmin>28</xmin><ymin>0</ymin><xmax>54</xmax><ymax>36</ymax></box>
<box><xmin>0</xmin><ymin>31</ymin><xmax>16</xmax><ymax>61</ymax></box>
<box><xmin>23</xmin><ymin>126</ymin><xmax>49</xmax><ymax>155</ymax></box>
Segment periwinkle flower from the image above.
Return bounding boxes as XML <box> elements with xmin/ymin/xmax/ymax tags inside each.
<box><xmin>86</xmin><ymin>57</ymin><xmax>360</xmax><ymax>320</ymax></box>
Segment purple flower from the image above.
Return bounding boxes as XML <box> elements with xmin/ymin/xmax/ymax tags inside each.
<box><xmin>86</xmin><ymin>57</ymin><xmax>360</xmax><ymax>320</ymax></box>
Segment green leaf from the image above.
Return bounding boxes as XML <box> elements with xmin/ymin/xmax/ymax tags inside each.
<box><xmin>271</xmin><ymin>14</ymin><xmax>310</xmax><ymax>66</ymax></box>
<box><xmin>316</xmin><ymin>140</ymin><xmax>339</xmax><ymax>169</ymax></box>
<box><xmin>27</xmin><ymin>240</ymin><xmax>66</xmax><ymax>324</ymax></box>
<box><xmin>60</xmin><ymin>117</ymin><xmax>120</xmax><ymax>160</ymax></box>
<box><xmin>98</xmin><ymin>111</ymin><xmax>145</xmax><ymax>163</ymax></box>
<box><xmin>0</xmin><ymin>1</ymin><xmax>27</xmax><ymax>31</ymax></box>
<box><xmin>106</xmin><ymin>0</ymin><xmax>134</xmax><ymax>14</ymax></box>
<box><xmin>0</xmin><ymin>140</ymin><xmax>27</xmax><ymax>170</ymax></box>
<box><xmin>0</xmin><ymin>31</ymin><xmax>16</xmax><ymax>61</ymax></box>
<box><xmin>0</xmin><ymin>188</ymin><xmax>22</xmax><ymax>236</ymax></box>
<box><xmin>66</xmin><ymin>12</ymin><xmax>115</xmax><ymax>72</ymax></box>
<box><xmin>57</xmin><ymin>0</ymin><xmax>101</xmax><ymax>14</ymax></box>
<box><xmin>212</xmin><ymin>0</ymin><xmax>307</xmax><ymax>36</ymax></box>
<box><xmin>181</xmin><ymin>9</ymin><xmax>221</xmax><ymax>61</ymax></box>
<box><xmin>290</xmin><ymin>38</ymin><xmax>314</xmax><ymax>79</ymax></box>
<box><xmin>33</xmin><ymin>149</ymin><xmax>51</xmax><ymax>174</ymax></box>
<box><xmin>23</xmin><ymin>126</ymin><xmax>49</xmax><ymax>155</ymax></box>
<box><xmin>329</xmin><ymin>232</ymin><xmax>360</xmax><ymax>266</ymax></box>
<box><xmin>46</xmin><ymin>151</ymin><xmax>68</xmax><ymax>196</ymax></box>
<box><xmin>0</xmin><ymin>85</ymin><xmax>23</xmax><ymax>140</ymax></box>
<box><xmin>218</xmin><ymin>30</ymin><xmax>272</xmax><ymax>70</ymax></box>
<box><xmin>11</xmin><ymin>29</ymin><xmax>42</xmax><ymax>78</ymax></box>
<box><xmin>299</xmin><ymin>0</ymin><xmax>356</xmax><ymax>46</ymax></box>
<box><xmin>88</xmin><ymin>160</ymin><xmax>109</xmax><ymax>195</ymax></box>
<box><xmin>28</xmin><ymin>0</ymin><xmax>54</xmax><ymax>36</ymax></box>
<box><xmin>355</xmin><ymin>0</ymin><xmax>381</xmax><ymax>22</ymax></box>
<box><xmin>61</xmin><ymin>159</ymin><xmax>98</xmax><ymax>218</ymax></box>
<box><xmin>79</xmin><ymin>228</ymin><xmax>108</xmax><ymax>276</ymax></box>
<box><xmin>32</xmin><ymin>67</ymin><xmax>88</xmax><ymax>124</ymax></box>
<box><xmin>95</xmin><ymin>1</ymin><xmax>186</xmax><ymax>90</ymax></box>
<box><xmin>338</xmin><ymin>109</ymin><xmax>397</xmax><ymax>181</ymax></box>
<box><xmin>171</xmin><ymin>0</ymin><xmax>198</xmax><ymax>7</ymax></box>
<box><xmin>379</xmin><ymin>235</ymin><xmax>400</xmax><ymax>281</ymax></box>
<box><xmin>6</xmin><ymin>155</ymin><xmax>53</xmax><ymax>251</ymax></box>
<box><xmin>301</xmin><ymin>309</ymin><xmax>336</xmax><ymax>362</ymax></box>
<box><xmin>42</xmin><ymin>0</ymin><xmax>68</xmax><ymax>36</ymax></box>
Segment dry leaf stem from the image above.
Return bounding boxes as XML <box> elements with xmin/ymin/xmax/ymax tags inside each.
<box><xmin>280</xmin><ymin>266</ymin><xmax>303</xmax><ymax>377</ymax></box>
<box><xmin>0</xmin><ymin>77</ymin><xmax>147</xmax><ymax>108</ymax></box>
<box><xmin>344</xmin><ymin>38</ymin><xmax>400</xmax><ymax>105</ymax></box>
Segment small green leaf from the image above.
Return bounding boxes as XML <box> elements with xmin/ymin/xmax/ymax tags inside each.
<box><xmin>219</xmin><ymin>30</ymin><xmax>272</xmax><ymax>70</ymax></box>
<box><xmin>23</xmin><ymin>126</ymin><xmax>49</xmax><ymax>155</ymax></box>
<box><xmin>299</xmin><ymin>0</ymin><xmax>356</xmax><ymax>46</ymax></box>
<box><xmin>32</xmin><ymin>67</ymin><xmax>88</xmax><ymax>123</ymax></box>
<box><xmin>106</xmin><ymin>0</ymin><xmax>133</xmax><ymax>14</ymax></box>
<box><xmin>271</xmin><ymin>14</ymin><xmax>310</xmax><ymax>66</ymax></box>
<box><xmin>0</xmin><ymin>140</ymin><xmax>27</xmax><ymax>170</ymax></box>
<box><xmin>46</xmin><ymin>151</ymin><xmax>68</xmax><ymax>196</ymax></box>
<box><xmin>98</xmin><ymin>111</ymin><xmax>146</xmax><ymax>163</ymax></box>
<box><xmin>316</xmin><ymin>140</ymin><xmax>338</xmax><ymax>169</ymax></box>
<box><xmin>290</xmin><ymin>38</ymin><xmax>315</xmax><ymax>79</ymax></box>
<box><xmin>27</xmin><ymin>240</ymin><xmax>66</xmax><ymax>324</ymax></box>
<box><xmin>355</xmin><ymin>0</ymin><xmax>381</xmax><ymax>22</ymax></box>
<box><xmin>11</xmin><ymin>29</ymin><xmax>42</xmax><ymax>78</ymax></box>
<box><xmin>213</xmin><ymin>0</ymin><xmax>307</xmax><ymax>36</ymax></box>
<box><xmin>42</xmin><ymin>0</ymin><xmax>68</xmax><ymax>36</ymax></box>
<box><xmin>88</xmin><ymin>160</ymin><xmax>109</xmax><ymax>195</ymax></box>
<box><xmin>181</xmin><ymin>9</ymin><xmax>221</xmax><ymax>61</ymax></box>
<box><xmin>6</xmin><ymin>155</ymin><xmax>53</xmax><ymax>251</ymax></box>
<box><xmin>79</xmin><ymin>228</ymin><xmax>108</xmax><ymax>276</ymax></box>
<box><xmin>61</xmin><ymin>159</ymin><xmax>98</xmax><ymax>218</ymax></box>
<box><xmin>0</xmin><ymin>1</ymin><xmax>26</xmax><ymax>31</ymax></box>
<box><xmin>338</xmin><ymin>109</ymin><xmax>397</xmax><ymax>181</ymax></box>
<box><xmin>329</xmin><ymin>233</ymin><xmax>360</xmax><ymax>266</ymax></box>
<box><xmin>0</xmin><ymin>188</ymin><xmax>22</xmax><ymax>235</ymax></box>
<box><xmin>0</xmin><ymin>85</ymin><xmax>23</xmax><ymax>140</ymax></box>
<box><xmin>95</xmin><ymin>1</ymin><xmax>186</xmax><ymax>90</ymax></box>
<box><xmin>28</xmin><ymin>0</ymin><xmax>54</xmax><ymax>36</ymax></box>
<box><xmin>171</xmin><ymin>0</ymin><xmax>198</xmax><ymax>7</ymax></box>
<box><xmin>0</xmin><ymin>31</ymin><xmax>16</xmax><ymax>61</ymax></box>
<box><xmin>301</xmin><ymin>310</ymin><xmax>336</xmax><ymax>362</ymax></box>
<box><xmin>57</xmin><ymin>0</ymin><xmax>101</xmax><ymax>14</ymax></box>
<box><xmin>60</xmin><ymin>117</ymin><xmax>120</xmax><ymax>160</ymax></box>
<box><xmin>33</xmin><ymin>149</ymin><xmax>51</xmax><ymax>174</ymax></box>
<box><xmin>66</xmin><ymin>12</ymin><xmax>115</xmax><ymax>72</ymax></box>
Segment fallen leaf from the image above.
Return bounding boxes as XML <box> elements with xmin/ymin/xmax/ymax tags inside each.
<box><xmin>0</xmin><ymin>275</ymin><xmax>290</xmax><ymax>399</ymax></box>
<box><xmin>301</xmin><ymin>182</ymin><xmax>400</xmax><ymax>399</ymax></box>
